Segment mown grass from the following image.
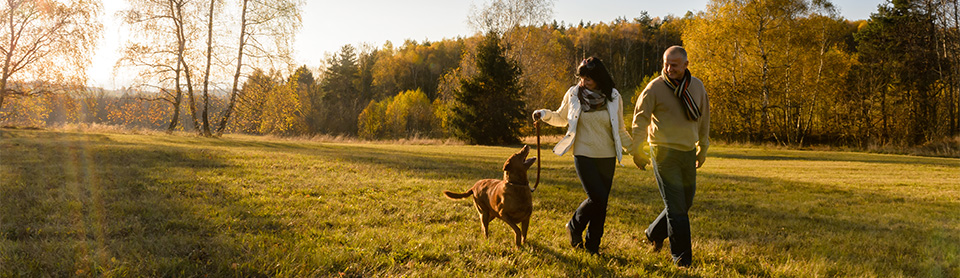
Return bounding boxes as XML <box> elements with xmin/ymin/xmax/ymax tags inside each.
<box><xmin>1</xmin><ymin>128</ymin><xmax>957</xmax><ymax>277</ymax></box>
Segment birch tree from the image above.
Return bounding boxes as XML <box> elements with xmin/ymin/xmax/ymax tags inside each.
<box><xmin>0</xmin><ymin>0</ymin><xmax>101</xmax><ymax>111</ymax></box>
<box><xmin>119</xmin><ymin>0</ymin><xmax>204</xmax><ymax>132</ymax></box>
<box><xmin>215</xmin><ymin>0</ymin><xmax>302</xmax><ymax>136</ymax></box>
<box><xmin>467</xmin><ymin>0</ymin><xmax>554</xmax><ymax>35</ymax></box>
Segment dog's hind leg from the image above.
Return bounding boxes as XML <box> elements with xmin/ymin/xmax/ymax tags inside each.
<box><xmin>480</xmin><ymin>213</ymin><xmax>493</xmax><ymax>238</ymax></box>
<box><xmin>474</xmin><ymin>201</ymin><xmax>493</xmax><ymax>238</ymax></box>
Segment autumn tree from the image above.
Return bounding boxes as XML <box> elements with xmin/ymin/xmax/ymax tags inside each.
<box><xmin>357</xmin><ymin>98</ymin><xmax>388</xmax><ymax>139</ymax></box>
<box><xmin>502</xmin><ymin>25</ymin><xmax>571</xmax><ymax>116</ymax></box>
<box><xmin>197</xmin><ymin>0</ymin><xmax>218</xmax><ymax>136</ymax></box>
<box><xmin>358</xmin><ymin>89</ymin><xmax>435</xmax><ymax>139</ymax></box>
<box><xmin>258</xmin><ymin>68</ymin><xmax>302</xmax><ymax>135</ymax></box>
<box><xmin>924</xmin><ymin>0</ymin><xmax>960</xmax><ymax>138</ymax></box>
<box><xmin>0</xmin><ymin>92</ymin><xmax>49</xmax><ymax>126</ymax></box>
<box><xmin>467</xmin><ymin>0</ymin><xmax>554</xmax><ymax>35</ymax></box>
<box><xmin>856</xmin><ymin>0</ymin><xmax>942</xmax><ymax>145</ymax></box>
<box><xmin>0</xmin><ymin>0</ymin><xmax>101</xmax><ymax>112</ymax></box>
<box><xmin>229</xmin><ymin>68</ymin><xmax>274</xmax><ymax>134</ymax></box>
<box><xmin>684</xmin><ymin>0</ymin><xmax>856</xmax><ymax>144</ymax></box>
<box><xmin>119</xmin><ymin>0</ymin><xmax>204</xmax><ymax>132</ymax></box>
<box><xmin>216</xmin><ymin>0</ymin><xmax>302</xmax><ymax>136</ymax></box>
<box><xmin>371</xmin><ymin>39</ymin><xmax>463</xmax><ymax>101</ymax></box>
<box><xmin>562</xmin><ymin>16</ymin><xmax>684</xmax><ymax>105</ymax></box>
<box><xmin>738</xmin><ymin>0</ymin><xmax>807</xmax><ymax>140</ymax></box>
<box><xmin>947</xmin><ymin>0</ymin><xmax>960</xmax><ymax>136</ymax></box>
<box><xmin>287</xmin><ymin>65</ymin><xmax>319</xmax><ymax>134</ymax></box>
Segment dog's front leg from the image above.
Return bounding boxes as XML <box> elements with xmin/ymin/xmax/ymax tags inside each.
<box><xmin>506</xmin><ymin>221</ymin><xmax>524</xmax><ymax>247</ymax></box>
<box><xmin>521</xmin><ymin>219</ymin><xmax>529</xmax><ymax>245</ymax></box>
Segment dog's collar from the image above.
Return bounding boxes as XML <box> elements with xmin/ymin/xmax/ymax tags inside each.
<box><xmin>506</xmin><ymin>182</ymin><xmax>530</xmax><ymax>187</ymax></box>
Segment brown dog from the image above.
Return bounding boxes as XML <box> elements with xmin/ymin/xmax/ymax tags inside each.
<box><xmin>444</xmin><ymin>145</ymin><xmax>537</xmax><ymax>247</ymax></box>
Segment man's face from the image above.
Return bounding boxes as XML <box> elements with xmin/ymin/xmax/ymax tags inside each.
<box><xmin>663</xmin><ymin>53</ymin><xmax>688</xmax><ymax>80</ymax></box>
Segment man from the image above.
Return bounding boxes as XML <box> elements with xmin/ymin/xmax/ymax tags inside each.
<box><xmin>632</xmin><ymin>45</ymin><xmax>710</xmax><ymax>267</ymax></box>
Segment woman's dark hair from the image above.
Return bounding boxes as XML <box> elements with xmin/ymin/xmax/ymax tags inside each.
<box><xmin>576</xmin><ymin>57</ymin><xmax>616</xmax><ymax>101</ymax></box>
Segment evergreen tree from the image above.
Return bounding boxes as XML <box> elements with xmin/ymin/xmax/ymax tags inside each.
<box><xmin>318</xmin><ymin>45</ymin><xmax>362</xmax><ymax>135</ymax></box>
<box><xmin>451</xmin><ymin>32</ymin><xmax>525</xmax><ymax>145</ymax></box>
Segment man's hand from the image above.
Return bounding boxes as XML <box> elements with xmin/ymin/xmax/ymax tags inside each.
<box><xmin>633</xmin><ymin>153</ymin><xmax>650</xmax><ymax>170</ymax></box>
<box><xmin>696</xmin><ymin>154</ymin><xmax>706</xmax><ymax>168</ymax></box>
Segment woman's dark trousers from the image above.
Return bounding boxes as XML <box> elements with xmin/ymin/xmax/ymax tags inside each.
<box><xmin>569</xmin><ymin>156</ymin><xmax>616</xmax><ymax>253</ymax></box>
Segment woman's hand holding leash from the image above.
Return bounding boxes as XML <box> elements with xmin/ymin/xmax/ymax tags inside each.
<box><xmin>531</xmin><ymin>110</ymin><xmax>544</xmax><ymax>121</ymax></box>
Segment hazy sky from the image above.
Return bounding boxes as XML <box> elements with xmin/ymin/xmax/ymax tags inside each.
<box><xmin>89</xmin><ymin>0</ymin><xmax>883</xmax><ymax>89</ymax></box>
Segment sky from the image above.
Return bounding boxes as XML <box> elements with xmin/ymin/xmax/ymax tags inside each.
<box><xmin>88</xmin><ymin>0</ymin><xmax>883</xmax><ymax>90</ymax></box>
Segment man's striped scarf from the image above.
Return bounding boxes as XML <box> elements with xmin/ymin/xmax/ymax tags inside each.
<box><xmin>662</xmin><ymin>69</ymin><xmax>701</xmax><ymax>121</ymax></box>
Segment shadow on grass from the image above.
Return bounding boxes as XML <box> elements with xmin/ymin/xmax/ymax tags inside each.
<box><xmin>208</xmin><ymin>138</ymin><xmax>958</xmax><ymax>276</ymax></box>
<box><xmin>232</xmin><ymin>141</ymin><xmax>582</xmax><ymax>193</ymax></box>
<box><xmin>0</xmin><ymin>129</ymin><xmax>278</xmax><ymax>277</ymax></box>
<box><xmin>13</xmin><ymin>129</ymin><xmax>950</xmax><ymax>276</ymax></box>
<box><xmin>605</xmin><ymin>163</ymin><xmax>958</xmax><ymax>276</ymax></box>
<box><xmin>2</xmin><ymin>130</ymin><xmax>644</xmax><ymax>276</ymax></box>
<box><xmin>524</xmin><ymin>240</ymin><xmax>624</xmax><ymax>277</ymax></box>
<box><xmin>687</xmin><ymin>171</ymin><xmax>960</xmax><ymax>276</ymax></box>
<box><xmin>710</xmin><ymin>148</ymin><xmax>960</xmax><ymax>167</ymax></box>
<box><xmin>151</xmin><ymin>133</ymin><xmax>318</xmax><ymax>151</ymax></box>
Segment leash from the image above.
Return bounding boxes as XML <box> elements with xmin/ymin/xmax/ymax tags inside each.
<box><xmin>531</xmin><ymin>120</ymin><xmax>541</xmax><ymax>192</ymax></box>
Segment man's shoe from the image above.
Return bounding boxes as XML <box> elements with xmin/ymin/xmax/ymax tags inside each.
<box><xmin>566</xmin><ymin>223</ymin><xmax>583</xmax><ymax>248</ymax></box>
<box><xmin>644</xmin><ymin>228</ymin><xmax>663</xmax><ymax>252</ymax></box>
<box><xmin>585</xmin><ymin>245</ymin><xmax>600</xmax><ymax>255</ymax></box>
<box><xmin>674</xmin><ymin>256</ymin><xmax>691</xmax><ymax>268</ymax></box>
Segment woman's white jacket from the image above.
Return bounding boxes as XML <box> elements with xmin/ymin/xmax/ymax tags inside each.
<box><xmin>535</xmin><ymin>86</ymin><xmax>634</xmax><ymax>165</ymax></box>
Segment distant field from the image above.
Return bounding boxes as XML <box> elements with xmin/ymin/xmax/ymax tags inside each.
<box><xmin>1</xmin><ymin>129</ymin><xmax>958</xmax><ymax>277</ymax></box>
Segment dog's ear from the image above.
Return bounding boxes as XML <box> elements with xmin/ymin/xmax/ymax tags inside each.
<box><xmin>523</xmin><ymin>157</ymin><xmax>537</xmax><ymax>168</ymax></box>
<box><xmin>503</xmin><ymin>160</ymin><xmax>510</xmax><ymax>171</ymax></box>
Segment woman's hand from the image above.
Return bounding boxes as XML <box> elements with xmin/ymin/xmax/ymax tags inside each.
<box><xmin>633</xmin><ymin>153</ymin><xmax>650</xmax><ymax>170</ymax></box>
<box><xmin>532</xmin><ymin>110</ymin><xmax>544</xmax><ymax>121</ymax></box>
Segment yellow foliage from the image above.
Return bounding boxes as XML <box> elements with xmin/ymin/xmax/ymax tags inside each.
<box><xmin>683</xmin><ymin>0</ymin><xmax>858</xmax><ymax>141</ymax></box>
<box><xmin>0</xmin><ymin>96</ymin><xmax>50</xmax><ymax>127</ymax></box>
<box><xmin>259</xmin><ymin>83</ymin><xmax>303</xmax><ymax>135</ymax></box>
<box><xmin>358</xmin><ymin>89</ymin><xmax>435</xmax><ymax>139</ymax></box>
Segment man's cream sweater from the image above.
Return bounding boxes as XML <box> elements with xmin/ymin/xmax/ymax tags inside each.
<box><xmin>632</xmin><ymin>75</ymin><xmax>710</xmax><ymax>157</ymax></box>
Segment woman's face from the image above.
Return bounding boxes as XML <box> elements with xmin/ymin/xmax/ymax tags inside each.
<box><xmin>579</xmin><ymin>76</ymin><xmax>598</xmax><ymax>90</ymax></box>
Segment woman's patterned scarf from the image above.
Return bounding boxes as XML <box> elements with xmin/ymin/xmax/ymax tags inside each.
<box><xmin>578</xmin><ymin>86</ymin><xmax>607</xmax><ymax>112</ymax></box>
<box><xmin>662</xmin><ymin>68</ymin><xmax>701</xmax><ymax>121</ymax></box>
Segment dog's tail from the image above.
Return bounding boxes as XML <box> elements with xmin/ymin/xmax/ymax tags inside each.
<box><xmin>443</xmin><ymin>189</ymin><xmax>473</xmax><ymax>199</ymax></box>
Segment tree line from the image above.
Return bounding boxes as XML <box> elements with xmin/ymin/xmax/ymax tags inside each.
<box><xmin>687</xmin><ymin>0</ymin><xmax>960</xmax><ymax>148</ymax></box>
<box><xmin>2</xmin><ymin>0</ymin><xmax>959</xmax><ymax>149</ymax></box>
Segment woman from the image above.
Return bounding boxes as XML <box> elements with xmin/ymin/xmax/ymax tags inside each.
<box><xmin>532</xmin><ymin>57</ymin><xmax>634</xmax><ymax>254</ymax></box>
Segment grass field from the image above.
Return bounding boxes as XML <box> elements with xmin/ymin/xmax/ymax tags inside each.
<box><xmin>1</xmin><ymin>128</ymin><xmax>958</xmax><ymax>277</ymax></box>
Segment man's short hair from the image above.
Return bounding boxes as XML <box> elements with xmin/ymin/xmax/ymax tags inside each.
<box><xmin>664</xmin><ymin>45</ymin><xmax>687</xmax><ymax>60</ymax></box>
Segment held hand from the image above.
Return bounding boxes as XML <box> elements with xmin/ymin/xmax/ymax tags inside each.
<box><xmin>696</xmin><ymin>155</ymin><xmax>706</xmax><ymax>168</ymax></box>
<box><xmin>531</xmin><ymin>110</ymin><xmax>543</xmax><ymax>121</ymax></box>
<box><xmin>633</xmin><ymin>154</ymin><xmax>650</xmax><ymax>170</ymax></box>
